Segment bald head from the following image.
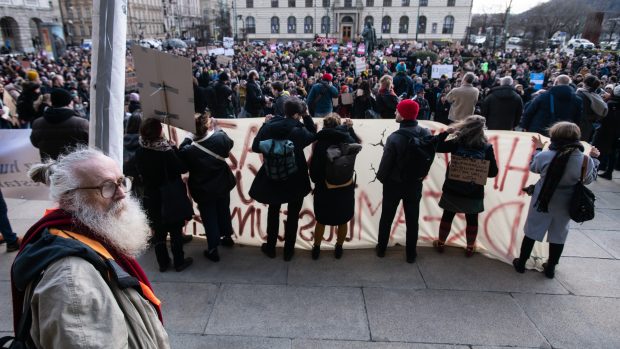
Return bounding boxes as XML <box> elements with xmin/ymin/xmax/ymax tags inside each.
<box><xmin>554</xmin><ymin>75</ymin><xmax>571</xmax><ymax>86</ymax></box>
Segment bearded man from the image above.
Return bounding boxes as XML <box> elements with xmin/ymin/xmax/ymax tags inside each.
<box><xmin>10</xmin><ymin>148</ymin><xmax>169</xmax><ymax>348</ymax></box>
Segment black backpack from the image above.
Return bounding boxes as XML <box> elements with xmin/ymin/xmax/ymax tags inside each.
<box><xmin>205</xmin><ymin>83</ymin><xmax>217</xmax><ymax>111</ymax></box>
<box><xmin>395</xmin><ymin>129</ymin><xmax>438</xmax><ymax>181</ymax></box>
<box><xmin>570</xmin><ymin>156</ymin><xmax>595</xmax><ymax>223</ymax></box>
<box><xmin>325</xmin><ymin>143</ymin><xmax>363</xmax><ymax>186</ymax></box>
<box><xmin>258</xmin><ymin>128</ymin><xmax>298</xmax><ymax>181</ymax></box>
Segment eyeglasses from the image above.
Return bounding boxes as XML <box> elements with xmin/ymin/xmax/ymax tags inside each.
<box><xmin>69</xmin><ymin>176</ymin><xmax>133</xmax><ymax>199</ymax></box>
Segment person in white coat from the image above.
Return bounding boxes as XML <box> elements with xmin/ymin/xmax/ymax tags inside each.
<box><xmin>513</xmin><ymin>122</ymin><xmax>600</xmax><ymax>278</ymax></box>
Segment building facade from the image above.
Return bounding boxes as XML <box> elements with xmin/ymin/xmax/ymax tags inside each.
<box><xmin>0</xmin><ymin>0</ymin><xmax>62</xmax><ymax>52</ymax></box>
<box><xmin>234</xmin><ymin>0</ymin><xmax>472</xmax><ymax>42</ymax></box>
<box><xmin>164</xmin><ymin>0</ymin><xmax>202</xmax><ymax>39</ymax></box>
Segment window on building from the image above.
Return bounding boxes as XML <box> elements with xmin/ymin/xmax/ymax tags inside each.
<box><xmin>442</xmin><ymin>15</ymin><xmax>454</xmax><ymax>34</ymax></box>
<box><xmin>366</xmin><ymin>0</ymin><xmax>374</xmax><ymax>6</ymax></box>
<box><xmin>247</xmin><ymin>16</ymin><xmax>256</xmax><ymax>33</ymax></box>
<box><xmin>431</xmin><ymin>22</ymin><xmax>437</xmax><ymax>34</ymax></box>
<box><xmin>447</xmin><ymin>0</ymin><xmax>455</xmax><ymax>6</ymax></box>
<box><xmin>289</xmin><ymin>0</ymin><xmax>295</xmax><ymax>7</ymax></box>
<box><xmin>399</xmin><ymin>16</ymin><xmax>408</xmax><ymax>33</ymax></box>
<box><xmin>246</xmin><ymin>0</ymin><xmax>253</xmax><ymax>8</ymax></box>
<box><xmin>419</xmin><ymin>0</ymin><xmax>427</xmax><ymax>5</ymax></box>
<box><xmin>321</xmin><ymin>16</ymin><xmax>330</xmax><ymax>33</ymax></box>
<box><xmin>288</xmin><ymin>16</ymin><xmax>296</xmax><ymax>33</ymax></box>
<box><xmin>271</xmin><ymin>0</ymin><xmax>278</xmax><ymax>7</ymax></box>
<box><xmin>271</xmin><ymin>16</ymin><xmax>280</xmax><ymax>33</ymax></box>
<box><xmin>304</xmin><ymin>16</ymin><xmax>313</xmax><ymax>33</ymax></box>
<box><xmin>344</xmin><ymin>0</ymin><xmax>352</xmax><ymax>6</ymax></box>
<box><xmin>306</xmin><ymin>0</ymin><xmax>312</xmax><ymax>6</ymax></box>
<box><xmin>383</xmin><ymin>0</ymin><xmax>391</xmax><ymax>7</ymax></box>
<box><xmin>322</xmin><ymin>0</ymin><xmax>329</xmax><ymax>7</ymax></box>
<box><xmin>402</xmin><ymin>0</ymin><xmax>409</xmax><ymax>6</ymax></box>
<box><xmin>364</xmin><ymin>16</ymin><xmax>373</xmax><ymax>26</ymax></box>
<box><xmin>382</xmin><ymin>16</ymin><xmax>391</xmax><ymax>33</ymax></box>
<box><xmin>417</xmin><ymin>15</ymin><xmax>426</xmax><ymax>34</ymax></box>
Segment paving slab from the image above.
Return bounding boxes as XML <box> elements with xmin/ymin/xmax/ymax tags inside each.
<box><xmin>138</xmin><ymin>243</ymin><xmax>288</xmax><ymax>286</ymax></box>
<box><xmin>514</xmin><ymin>293</ymin><xmax>620</xmax><ymax>349</ymax></box>
<box><xmin>287</xmin><ymin>247</ymin><xmax>426</xmax><ymax>289</ymax></box>
<box><xmin>473</xmin><ymin>347</ymin><xmax>541</xmax><ymax>349</ymax></box>
<box><xmin>205</xmin><ymin>284</ymin><xmax>370</xmax><ymax>340</ymax></box>
<box><xmin>169</xmin><ymin>334</ymin><xmax>291</xmax><ymax>349</ymax></box>
<box><xmin>589</xmin><ymin>177</ymin><xmax>620</xmax><ymax>193</ymax></box>
<box><xmin>571</xmin><ymin>209</ymin><xmax>620</xmax><ymax>230</ymax></box>
<box><xmin>554</xmin><ymin>257</ymin><xmax>620</xmax><ymax>297</ymax></box>
<box><xmin>580</xmin><ymin>229</ymin><xmax>620</xmax><ymax>259</ymax></box>
<box><xmin>5</xmin><ymin>199</ymin><xmax>52</xmax><ymax>220</ymax></box>
<box><xmin>590</xmin><ymin>191</ymin><xmax>620</xmax><ymax>209</ymax></box>
<box><xmin>152</xmin><ymin>281</ymin><xmax>218</xmax><ymax>334</ymax></box>
<box><xmin>293</xmin><ymin>339</ymin><xmax>467</xmax><ymax>348</ymax></box>
<box><xmin>0</xmin><ymin>281</ymin><xmax>13</xmax><ymax>332</ymax></box>
<box><xmin>363</xmin><ymin>288</ymin><xmax>549</xmax><ymax>348</ymax></box>
<box><xmin>416</xmin><ymin>248</ymin><xmax>567</xmax><ymax>294</ymax></box>
<box><xmin>562</xmin><ymin>229</ymin><xmax>613</xmax><ymax>259</ymax></box>
<box><xmin>0</xmin><ymin>251</ymin><xmax>17</xmax><ymax>281</ymax></box>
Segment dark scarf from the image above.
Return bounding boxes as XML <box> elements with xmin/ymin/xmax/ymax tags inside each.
<box><xmin>11</xmin><ymin>209</ymin><xmax>161</xmax><ymax>330</ymax></box>
<box><xmin>139</xmin><ymin>137</ymin><xmax>173</xmax><ymax>151</ymax></box>
<box><xmin>534</xmin><ymin>139</ymin><xmax>584</xmax><ymax>212</ymax></box>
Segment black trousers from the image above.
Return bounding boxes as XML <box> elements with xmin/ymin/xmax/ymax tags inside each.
<box><xmin>377</xmin><ymin>181</ymin><xmax>423</xmax><ymax>257</ymax></box>
<box><xmin>153</xmin><ymin>222</ymin><xmax>185</xmax><ymax>268</ymax></box>
<box><xmin>265</xmin><ymin>197</ymin><xmax>304</xmax><ymax>253</ymax></box>
<box><xmin>197</xmin><ymin>195</ymin><xmax>234</xmax><ymax>251</ymax></box>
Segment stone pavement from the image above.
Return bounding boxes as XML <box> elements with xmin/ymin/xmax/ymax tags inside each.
<box><xmin>2</xmin><ymin>177</ymin><xmax>620</xmax><ymax>348</ymax></box>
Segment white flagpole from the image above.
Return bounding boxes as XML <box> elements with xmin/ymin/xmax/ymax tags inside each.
<box><xmin>89</xmin><ymin>0</ymin><xmax>127</xmax><ymax>166</ymax></box>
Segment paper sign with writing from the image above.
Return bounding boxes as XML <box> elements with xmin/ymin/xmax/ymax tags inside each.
<box><xmin>223</xmin><ymin>37</ymin><xmax>234</xmax><ymax>49</ymax></box>
<box><xmin>448</xmin><ymin>155</ymin><xmax>490</xmax><ymax>186</ymax></box>
<box><xmin>196</xmin><ymin>46</ymin><xmax>207</xmax><ymax>55</ymax></box>
<box><xmin>431</xmin><ymin>65</ymin><xmax>454</xmax><ymax>79</ymax></box>
<box><xmin>357</xmin><ymin>43</ymin><xmax>365</xmax><ymax>55</ymax></box>
<box><xmin>340</xmin><ymin>92</ymin><xmax>353</xmax><ymax>105</ymax></box>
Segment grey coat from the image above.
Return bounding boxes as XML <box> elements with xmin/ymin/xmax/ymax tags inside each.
<box><xmin>524</xmin><ymin>149</ymin><xmax>599</xmax><ymax>244</ymax></box>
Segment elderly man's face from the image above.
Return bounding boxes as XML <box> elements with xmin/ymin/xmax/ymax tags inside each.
<box><xmin>74</xmin><ymin>155</ymin><xmax>126</xmax><ymax>213</ymax></box>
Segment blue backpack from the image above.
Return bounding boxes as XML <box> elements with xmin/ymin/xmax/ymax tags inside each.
<box><xmin>259</xmin><ymin>128</ymin><xmax>298</xmax><ymax>181</ymax></box>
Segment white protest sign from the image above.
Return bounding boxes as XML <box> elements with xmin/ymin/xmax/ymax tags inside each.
<box><xmin>431</xmin><ymin>64</ymin><xmax>454</xmax><ymax>79</ymax></box>
<box><xmin>224</xmin><ymin>49</ymin><xmax>235</xmax><ymax>56</ymax></box>
<box><xmin>209</xmin><ymin>48</ymin><xmax>225</xmax><ymax>56</ymax></box>
<box><xmin>132</xmin><ymin>46</ymin><xmax>196</xmax><ymax>133</ymax></box>
<box><xmin>196</xmin><ymin>46</ymin><xmax>207</xmax><ymax>55</ymax></box>
<box><xmin>355</xmin><ymin>56</ymin><xmax>366</xmax><ymax>76</ymax></box>
<box><xmin>223</xmin><ymin>37</ymin><xmax>234</xmax><ymax>49</ymax></box>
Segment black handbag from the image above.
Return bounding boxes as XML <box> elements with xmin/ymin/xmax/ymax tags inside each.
<box><xmin>159</xmin><ymin>155</ymin><xmax>194</xmax><ymax>225</ymax></box>
<box><xmin>569</xmin><ymin>155</ymin><xmax>596</xmax><ymax>223</ymax></box>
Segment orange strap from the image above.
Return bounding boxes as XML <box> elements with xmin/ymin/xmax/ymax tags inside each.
<box><xmin>48</xmin><ymin>228</ymin><xmax>161</xmax><ymax>307</ymax></box>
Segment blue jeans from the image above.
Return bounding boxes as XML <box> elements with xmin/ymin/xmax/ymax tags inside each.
<box><xmin>197</xmin><ymin>195</ymin><xmax>233</xmax><ymax>251</ymax></box>
<box><xmin>0</xmin><ymin>190</ymin><xmax>17</xmax><ymax>243</ymax></box>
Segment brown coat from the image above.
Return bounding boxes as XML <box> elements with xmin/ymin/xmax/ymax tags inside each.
<box><xmin>446</xmin><ymin>83</ymin><xmax>479</xmax><ymax>122</ymax></box>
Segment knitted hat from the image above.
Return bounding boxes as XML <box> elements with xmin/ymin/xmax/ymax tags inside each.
<box><xmin>26</xmin><ymin>70</ymin><xmax>39</xmax><ymax>81</ymax></box>
<box><xmin>322</xmin><ymin>73</ymin><xmax>333</xmax><ymax>82</ymax></box>
<box><xmin>396</xmin><ymin>62</ymin><xmax>407</xmax><ymax>72</ymax></box>
<box><xmin>129</xmin><ymin>92</ymin><xmax>140</xmax><ymax>102</ymax></box>
<box><xmin>397</xmin><ymin>99</ymin><xmax>420</xmax><ymax>121</ymax></box>
<box><xmin>51</xmin><ymin>88</ymin><xmax>73</xmax><ymax>107</ymax></box>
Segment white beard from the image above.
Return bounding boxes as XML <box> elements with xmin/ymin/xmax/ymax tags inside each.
<box><xmin>73</xmin><ymin>194</ymin><xmax>152</xmax><ymax>258</ymax></box>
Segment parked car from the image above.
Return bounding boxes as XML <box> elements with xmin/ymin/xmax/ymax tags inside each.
<box><xmin>162</xmin><ymin>38</ymin><xmax>188</xmax><ymax>50</ymax></box>
<box><xmin>567</xmin><ymin>39</ymin><xmax>595</xmax><ymax>50</ymax></box>
<box><xmin>250</xmin><ymin>40</ymin><xmax>265</xmax><ymax>46</ymax></box>
<box><xmin>507</xmin><ymin>37</ymin><xmax>522</xmax><ymax>45</ymax></box>
<box><xmin>81</xmin><ymin>39</ymin><xmax>92</xmax><ymax>50</ymax></box>
<box><xmin>548</xmin><ymin>38</ymin><xmax>562</xmax><ymax>49</ymax></box>
<box><xmin>140</xmin><ymin>39</ymin><xmax>162</xmax><ymax>50</ymax></box>
<box><xmin>599</xmin><ymin>41</ymin><xmax>619</xmax><ymax>50</ymax></box>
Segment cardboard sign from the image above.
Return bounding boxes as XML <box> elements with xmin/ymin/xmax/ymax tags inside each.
<box><xmin>223</xmin><ymin>37</ymin><xmax>234</xmax><ymax>49</ymax></box>
<box><xmin>332</xmin><ymin>97</ymin><xmax>339</xmax><ymax>107</ymax></box>
<box><xmin>209</xmin><ymin>47</ymin><xmax>225</xmax><ymax>56</ymax></box>
<box><xmin>196</xmin><ymin>46</ymin><xmax>207</xmax><ymax>55</ymax></box>
<box><xmin>448</xmin><ymin>155</ymin><xmax>490</xmax><ymax>186</ymax></box>
<box><xmin>431</xmin><ymin>64</ymin><xmax>454</xmax><ymax>79</ymax></box>
<box><xmin>132</xmin><ymin>46</ymin><xmax>196</xmax><ymax>133</ymax></box>
<box><xmin>385</xmin><ymin>56</ymin><xmax>398</xmax><ymax>63</ymax></box>
<box><xmin>216</xmin><ymin>55</ymin><xmax>233</xmax><ymax>66</ymax></box>
<box><xmin>340</xmin><ymin>92</ymin><xmax>353</xmax><ymax>105</ymax></box>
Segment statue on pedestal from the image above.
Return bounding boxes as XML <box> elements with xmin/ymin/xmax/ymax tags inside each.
<box><xmin>361</xmin><ymin>22</ymin><xmax>376</xmax><ymax>55</ymax></box>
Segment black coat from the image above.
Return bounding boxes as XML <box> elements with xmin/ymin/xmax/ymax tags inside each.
<box><xmin>193</xmin><ymin>85</ymin><xmax>208</xmax><ymax>114</ymax></box>
<box><xmin>135</xmin><ymin>146</ymin><xmax>188</xmax><ymax>227</ymax></box>
<box><xmin>213</xmin><ymin>81</ymin><xmax>234</xmax><ymax>118</ymax></box>
<box><xmin>30</xmin><ymin>107</ymin><xmax>89</xmax><ymax>160</ymax></box>
<box><xmin>375</xmin><ymin>92</ymin><xmax>399</xmax><ymax>119</ymax></box>
<box><xmin>310</xmin><ymin>126</ymin><xmax>360</xmax><ymax>225</ymax></box>
<box><xmin>481</xmin><ymin>85</ymin><xmax>523</xmax><ymax>130</ymax></box>
<box><xmin>593</xmin><ymin>97</ymin><xmax>620</xmax><ymax>153</ymax></box>
<box><xmin>352</xmin><ymin>94</ymin><xmax>375</xmax><ymax>119</ymax></box>
<box><xmin>179</xmin><ymin>130</ymin><xmax>236</xmax><ymax>202</ymax></box>
<box><xmin>249</xmin><ymin>115</ymin><xmax>317</xmax><ymax>204</ymax></box>
<box><xmin>520</xmin><ymin>85</ymin><xmax>582</xmax><ymax>135</ymax></box>
<box><xmin>245</xmin><ymin>80</ymin><xmax>266</xmax><ymax>116</ymax></box>
<box><xmin>435</xmin><ymin>100</ymin><xmax>451</xmax><ymax>124</ymax></box>
<box><xmin>436</xmin><ymin>139</ymin><xmax>499</xmax><ymax>199</ymax></box>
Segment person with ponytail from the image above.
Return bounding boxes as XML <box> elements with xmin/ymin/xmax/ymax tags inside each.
<box><xmin>513</xmin><ymin>122</ymin><xmax>600</xmax><ymax>278</ymax></box>
<box><xmin>374</xmin><ymin>75</ymin><xmax>399</xmax><ymax>119</ymax></box>
<box><xmin>433</xmin><ymin>115</ymin><xmax>499</xmax><ymax>257</ymax></box>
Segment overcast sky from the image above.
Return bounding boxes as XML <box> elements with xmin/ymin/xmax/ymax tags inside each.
<box><xmin>472</xmin><ymin>0</ymin><xmax>550</xmax><ymax>14</ymax></box>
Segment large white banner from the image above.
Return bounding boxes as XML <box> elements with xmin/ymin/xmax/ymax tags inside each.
<box><xmin>1</xmin><ymin>121</ymin><xmax>550</xmax><ymax>267</ymax></box>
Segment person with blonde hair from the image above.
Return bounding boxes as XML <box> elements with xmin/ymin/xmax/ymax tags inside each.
<box><xmin>513</xmin><ymin>122</ymin><xmax>600</xmax><ymax>278</ymax></box>
<box><xmin>309</xmin><ymin>113</ymin><xmax>361</xmax><ymax>259</ymax></box>
<box><xmin>433</xmin><ymin>115</ymin><xmax>498</xmax><ymax>257</ymax></box>
<box><xmin>374</xmin><ymin>75</ymin><xmax>399</xmax><ymax>119</ymax></box>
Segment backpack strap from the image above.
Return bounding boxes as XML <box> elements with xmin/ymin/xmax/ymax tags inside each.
<box><xmin>549</xmin><ymin>93</ymin><xmax>555</xmax><ymax>118</ymax></box>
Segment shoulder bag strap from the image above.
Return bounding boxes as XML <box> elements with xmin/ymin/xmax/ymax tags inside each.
<box><xmin>192</xmin><ymin>141</ymin><xmax>226</xmax><ymax>162</ymax></box>
<box><xmin>580</xmin><ymin>154</ymin><xmax>589</xmax><ymax>183</ymax></box>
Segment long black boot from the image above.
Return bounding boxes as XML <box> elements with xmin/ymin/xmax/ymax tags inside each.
<box><xmin>544</xmin><ymin>243</ymin><xmax>564</xmax><ymax>279</ymax></box>
<box><xmin>513</xmin><ymin>236</ymin><xmax>535</xmax><ymax>273</ymax></box>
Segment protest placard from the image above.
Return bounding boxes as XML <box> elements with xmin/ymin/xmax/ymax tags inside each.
<box><xmin>448</xmin><ymin>155</ymin><xmax>490</xmax><ymax>186</ymax></box>
<box><xmin>357</xmin><ymin>43</ymin><xmax>365</xmax><ymax>55</ymax></box>
<box><xmin>340</xmin><ymin>92</ymin><xmax>353</xmax><ymax>105</ymax></box>
<box><xmin>132</xmin><ymin>46</ymin><xmax>195</xmax><ymax>133</ymax></box>
<box><xmin>223</xmin><ymin>37</ymin><xmax>234</xmax><ymax>49</ymax></box>
<box><xmin>530</xmin><ymin>72</ymin><xmax>545</xmax><ymax>91</ymax></box>
<box><xmin>224</xmin><ymin>49</ymin><xmax>234</xmax><ymax>56</ymax></box>
<box><xmin>384</xmin><ymin>56</ymin><xmax>398</xmax><ymax>63</ymax></box>
<box><xmin>216</xmin><ymin>55</ymin><xmax>233</xmax><ymax>66</ymax></box>
<box><xmin>355</xmin><ymin>56</ymin><xmax>366</xmax><ymax>76</ymax></box>
<box><xmin>431</xmin><ymin>64</ymin><xmax>454</xmax><ymax>79</ymax></box>
<box><xmin>209</xmin><ymin>47</ymin><xmax>225</xmax><ymax>56</ymax></box>
<box><xmin>196</xmin><ymin>46</ymin><xmax>207</xmax><ymax>55</ymax></box>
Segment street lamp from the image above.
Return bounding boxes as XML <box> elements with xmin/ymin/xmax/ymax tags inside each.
<box><xmin>415</xmin><ymin>2</ymin><xmax>420</xmax><ymax>41</ymax></box>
